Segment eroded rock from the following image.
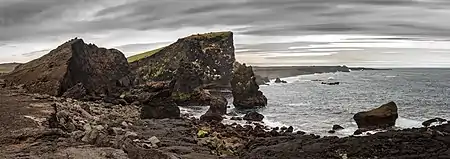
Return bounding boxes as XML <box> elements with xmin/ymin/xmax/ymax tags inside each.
<box><xmin>231</xmin><ymin>62</ymin><xmax>267</xmax><ymax>109</ymax></box>
<box><xmin>4</xmin><ymin>38</ymin><xmax>132</xmax><ymax>99</ymax></box>
<box><xmin>354</xmin><ymin>101</ymin><xmax>398</xmax><ymax>130</ymax></box>
<box><xmin>243</xmin><ymin>112</ymin><xmax>264</xmax><ymax>122</ymax></box>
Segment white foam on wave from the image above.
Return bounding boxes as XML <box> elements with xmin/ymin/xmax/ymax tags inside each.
<box><xmin>396</xmin><ymin>117</ymin><xmax>423</xmax><ymax>128</ymax></box>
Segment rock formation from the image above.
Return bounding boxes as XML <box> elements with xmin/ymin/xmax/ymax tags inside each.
<box><xmin>4</xmin><ymin>38</ymin><xmax>132</xmax><ymax>99</ymax></box>
<box><xmin>231</xmin><ymin>62</ymin><xmax>267</xmax><ymax>109</ymax></box>
<box><xmin>130</xmin><ymin>31</ymin><xmax>235</xmax><ymax>88</ymax></box>
<box><xmin>140</xmin><ymin>89</ymin><xmax>180</xmax><ymax>119</ymax></box>
<box><xmin>353</xmin><ymin>101</ymin><xmax>398</xmax><ymax>130</ymax></box>
<box><xmin>422</xmin><ymin>117</ymin><xmax>447</xmax><ymax>127</ymax></box>
<box><xmin>274</xmin><ymin>78</ymin><xmax>287</xmax><ymax>83</ymax></box>
<box><xmin>243</xmin><ymin>112</ymin><xmax>264</xmax><ymax>121</ymax></box>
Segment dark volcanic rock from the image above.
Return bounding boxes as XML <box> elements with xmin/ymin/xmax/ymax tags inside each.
<box><xmin>200</xmin><ymin>110</ymin><xmax>224</xmax><ymax>122</ymax></box>
<box><xmin>243</xmin><ymin>112</ymin><xmax>264</xmax><ymax>121</ymax></box>
<box><xmin>242</xmin><ymin>124</ymin><xmax>450</xmax><ymax>159</ymax></box>
<box><xmin>4</xmin><ymin>38</ymin><xmax>132</xmax><ymax>99</ymax></box>
<box><xmin>321</xmin><ymin>82</ymin><xmax>340</xmax><ymax>85</ymax></box>
<box><xmin>354</xmin><ymin>101</ymin><xmax>398</xmax><ymax>130</ymax></box>
<box><xmin>140</xmin><ymin>89</ymin><xmax>180</xmax><ymax>119</ymax></box>
<box><xmin>422</xmin><ymin>117</ymin><xmax>447</xmax><ymax>127</ymax></box>
<box><xmin>274</xmin><ymin>78</ymin><xmax>287</xmax><ymax>83</ymax></box>
<box><xmin>332</xmin><ymin>124</ymin><xmax>345</xmax><ymax>131</ymax></box>
<box><xmin>231</xmin><ymin>62</ymin><xmax>267</xmax><ymax>109</ymax></box>
<box><xmin>131</xmin><ymin>32</ymin><xmax>235</xmax><ymax>87</ymax></box>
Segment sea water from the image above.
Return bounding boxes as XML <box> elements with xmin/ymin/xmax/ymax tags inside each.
<box><xmin>183</xmin><ymin>68</ymin><xmax>450</xmax><ymax>136</ymax></box>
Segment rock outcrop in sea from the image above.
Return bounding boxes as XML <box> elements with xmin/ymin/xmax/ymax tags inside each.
<box><xmin>3</xmin><ymin>38</ymin><xmax>132</xmax><ymax>100</ymax></box>
<box><xmin>231</xmin><ymin>62</ymin><xmax>268</xmax><ymax>109</ymax></box>
<box><xmin>354</xmin><ymin>101</ymin><xmax>398</xmax><ymax>131</ymax></box>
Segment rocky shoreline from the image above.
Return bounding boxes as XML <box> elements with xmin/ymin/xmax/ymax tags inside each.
<box><xmin>0</xmin><ymin>87</ymin><xmax>448</xmax><ymax>159</ymax></box>
<box><xmin>0</xmin><ymin>31</ymin><xmax>448</xmax><ymax>159</ymax></box>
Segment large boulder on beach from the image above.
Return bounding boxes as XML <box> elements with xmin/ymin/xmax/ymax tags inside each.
<box><xmin>353</xmin><ymin>101</ymin><xmax>398</xmax><ymax>129</ymax></box>
<box><xmin>130</xmin><ymin>31</ymin><xmax>235</xmax><ymax>88</ymax></box>
<box><xmin>4</xmin><ymin>38</ymin><xmax>132</xmax><ymax>99</ymax></box>
<box><xmin>140</xmin><ymin>89</ymin><xmax>180</xmax><ymax>119</ymax></box>
<box><xmin>231</xmin><ymin>62</ymin><xmax>267</xmax><ymax>109</ymax></box>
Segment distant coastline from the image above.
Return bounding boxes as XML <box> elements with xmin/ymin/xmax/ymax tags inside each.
<box><xmin>252</xmin><ymin>65</ymin><xmax>391</xmax><ymax>80</ymax></box>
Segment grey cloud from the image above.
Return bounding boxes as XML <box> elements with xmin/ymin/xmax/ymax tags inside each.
<box><xmin>2</xmin><ymin>0</ymin><xmax>450</xmax><ymax>46</ymax></box>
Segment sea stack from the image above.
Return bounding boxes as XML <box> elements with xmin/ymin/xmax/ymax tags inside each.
<box><xmin>4</xmin><ymin>38</ymin><xmax>132</xmax><ymax>99</ymax></box>
<box><xmin>231</xmin><ymin>62</ymin><xmax>268</xmax><ymax>109</ymax></box>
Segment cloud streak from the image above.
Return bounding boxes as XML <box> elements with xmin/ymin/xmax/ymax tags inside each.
<box><xmin>1</xmin><ymin>0</ymin><xmax>450</xmax><ymax>67</ymax></box>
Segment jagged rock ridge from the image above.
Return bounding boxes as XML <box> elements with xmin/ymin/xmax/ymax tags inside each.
<box><xmin>4</xmin><ymin>38</ymin><xmax>132</xmax><ymax>99</ymax></box>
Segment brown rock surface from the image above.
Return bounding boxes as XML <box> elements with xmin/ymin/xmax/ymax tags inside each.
<box><xmin>4</xmin><ymin>38</ymin><xmax>132</xmax><ymax>99</ymax></box>
<box><xmin>353</xmin><ymin>101</ymin><xmax>398</xmax><ymax>130</ymax></box>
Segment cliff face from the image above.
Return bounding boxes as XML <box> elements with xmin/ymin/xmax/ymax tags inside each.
<box><xmin>130</xmin><ymin>31</ymin><xmax>235</xmax><ymax>87</ymax></box>
<box><xmin>4</xmin><ymin>38</ymin><xmax>132</xmax><ymax>99</ymax></box>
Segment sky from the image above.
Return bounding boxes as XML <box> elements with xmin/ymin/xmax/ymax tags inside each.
<box><xmin>1</xmin><ymin>0</ymin><xmax>450</xmax><ymax>67</ymax></box>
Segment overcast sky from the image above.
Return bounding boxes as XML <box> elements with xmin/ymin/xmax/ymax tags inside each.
<box><xmin>1</xmin><ymin>0</ymin><xmax>450</xmax><ymax>67</ymax></box>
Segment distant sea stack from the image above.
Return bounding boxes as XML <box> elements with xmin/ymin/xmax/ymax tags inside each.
<box><xmin>4</xmin><ymin>38</ymin><xmax>132</xmax><ymax>99</ymax></box>
<box><xmin>130</xmin><ymin>31</ymin><xmax>235</xmax><ymax>88</ymax></box>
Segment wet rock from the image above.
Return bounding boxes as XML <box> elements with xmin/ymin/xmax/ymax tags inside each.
<box><xmin>353</xmin><ymin>129</ymin><xmax>364</xmax><ymax>135</ymax></box>
<box><xmin>231</xmin><ymin>62</ymin><xmax>267</xmax><ymax>109</ymax></box>
<box><xmin>140</xmin><ymin>89</ymin><xmax>180</xmax><ymax>119</ymax></box>
<box><xmin>321</xmin><ymin>82</ymin><xmax>340</xmax><ymax>85</ymax></box>
<box><xmin>353</xmin><ymin>101</ymin><xmax>398</xmax><ymax>130</ymax></box>
<box><xmin>328</xmin><ymin>130</ymin><xmax>336</xmax><ymax>134</ymax></box>
<box><xmin>4</xmin><ymin>38</ymin><xmax>132</xmax><ymax>99</ymax></box>
<box><xmin>280</xmin><ymin>126</ymin><xmax>288</xmax><ymax>131</ymax></box>
<box><xmin>243</xmin><ymin>112</ymin><xmax>264</xmax><ymax>121</ymax></box>
<box><xmin>332</xmin><ymin>125</ymin><xmax>345</xmax><ymax>131</ymax></box>
<box><xmin>200</xmin><ymin>110</ymin><xmax>224</xmax><ymax>122</ymax></box>
<box><xmin>131</xmin><ymin>32</ymin><xmax>235</xmax><ymax>87</ymax></box>
<box><xmin>286</xmin><ymin>126</ymin><xmax>294</xmax><ymax>133</ymax></box>
<box><xmin>422</xmin><ymin>118</ymin><xmax>447</xmax><ymax>127</ymax></box>
<box><xmin>274</xmin><ymin>78</ymin><xmax>287</xmax><ymax>83</ymax></box>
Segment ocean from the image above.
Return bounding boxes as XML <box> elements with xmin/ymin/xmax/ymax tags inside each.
<box><xmin>182</xmin><ymin>68</ymin><xmax>450</xmax><ymax>136</ymax></box>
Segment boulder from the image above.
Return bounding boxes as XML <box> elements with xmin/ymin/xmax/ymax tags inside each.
<box><xmin>332</xmin><ymin>125</ymin><xmax>345</xmax><ymax>131</ymax></box>
<box><xmin>140</xmin><ymin>89</ymin><xmax>180</xmax><ymax>119</ymax></box>
<box><xmin>274</xmin><ymin>78</ymin><xmax>287</xmax><ymax>83</ymax></box>
<box><xmin>4</xmin><ymin>38</ymin><xmax>132</xmax><ymax>99</ymax></box>
<box><xmin>200</xmin><ymin>110</ymin><xmax>224</xmax><ymax>122</ymax></box>
<box><xmin>131</xmin><ymin>31</ymin><xmax>235</xmax><ymax>87</ymax></box>
<box><xmin>353</xmin><ymin>101</ymin><xmax>398</xmax><ymax>130</ymax></box>
<box><xmin>422</xmin><ymin>118</ymin><xmax>447</xmax><ymax>127</ymax></box>
<box><xmin>231</xmin><ymin>62</ymin><xmax>267</xmax><ymax>109</ymax></box>
<box><xmin>321</xmin><ymin>82</ymin><xmax>340</xmax><ymax>85</ymax></box>
<box><xmin>243</xmin><ymin>112</ymin><xmax>264</xmax><ymax>121</ymax></box>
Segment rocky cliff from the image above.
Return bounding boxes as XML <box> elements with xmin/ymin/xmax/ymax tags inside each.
<box><xmin>130</xmin><ymin>31</ymin><xmax>235</xmax><ymax>88</ymax></box>
<box><xmin>4</xmin><ymin>38</ymin><xmax>132</xmax><ymax>99</ymax></box>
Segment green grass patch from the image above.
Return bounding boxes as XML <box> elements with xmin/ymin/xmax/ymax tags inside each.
<box><xmin>127</xmin><ymin>47</ymin><xmax>164</xmax><ymax>63</ymax></box>
<box><xmin>188</xmin><ymin>31</ymin><xmax>231</xmax><ymax>40</ymax></box>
